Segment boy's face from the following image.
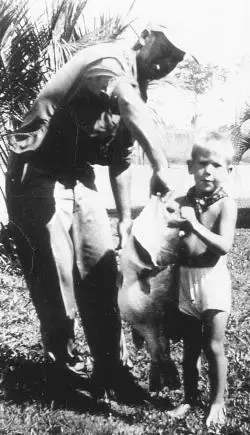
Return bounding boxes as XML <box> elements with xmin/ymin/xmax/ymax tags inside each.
<box><xmin>188</xmin><ymin>144</ymin><xmax>232</xmax><ymax>196</ymax></box>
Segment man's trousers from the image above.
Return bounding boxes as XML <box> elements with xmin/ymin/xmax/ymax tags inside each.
<box><xmin>6</xmin><ymin>169</ymin><xmax>121</xmax><ymax>371</ymax></box>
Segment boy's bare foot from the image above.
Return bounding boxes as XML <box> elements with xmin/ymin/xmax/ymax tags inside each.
<box><xmin>206</xmin><ymin>403</ymin><xmax>226</xmax><ymax>427</ymax></box>
<box><xmin>167</xmin><ymin>403</ymin><xmax>191</xmax><ymax>419</ymax></box>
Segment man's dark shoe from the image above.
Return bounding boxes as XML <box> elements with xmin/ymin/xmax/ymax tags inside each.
<box><xmin>44</xmin><ymin>354</ymin><xmax>94</xmax><ymax>399</ymax></box>
<box><xmin>64</xmin><ymin>356</ymin><xmax>88</xmax><ymax>378</ymax></box>
<box><xmin>90</xmin><ymin>364</ymin><xmax>150</xmax><ymax>405</ymax></box>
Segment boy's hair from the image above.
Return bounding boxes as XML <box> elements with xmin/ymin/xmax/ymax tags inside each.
<box><xmin>191</xmin><ymin>128</ymin><xmax>235</xmax><ymax>165</ymax></box>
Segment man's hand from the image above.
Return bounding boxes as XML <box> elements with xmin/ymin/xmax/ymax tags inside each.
<box><xmin>117</xmin><ymin>218</ymin><xmax>132</xmax><ymax>250</ymax></box>
<box><xmin>150</xmin><ymin>168</ymin><xmax>173</xmax><ymax>196</ymax></box>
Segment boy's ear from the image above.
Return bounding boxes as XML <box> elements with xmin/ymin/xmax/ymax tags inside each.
<box><xmin>187</xmin><ymin>159</ymin><xmax>193</xmax><ymax>174</ymax></box>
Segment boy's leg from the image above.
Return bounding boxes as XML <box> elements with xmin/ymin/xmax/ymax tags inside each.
<box><xmin>168</xmin><ymin>312</ymin><xmax>202</xmax><ymax>418</ymax></box>
<box><xmin>202</xmin><ymin>309</ymin><xmax>228</xmax><ymax>426</ymax></box>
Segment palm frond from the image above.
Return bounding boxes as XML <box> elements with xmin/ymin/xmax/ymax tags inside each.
<box><xmin>67</xmin><ymin>15</ymin><xmax>131</xmax><ymax>52</ymax></box>
<box><xmin>0</xmin><ymin>0</ymin><xmax>134</xmax><ymax>201</ymax></box>
<box><xmin>44</xmin><ymin>12</ymin><xmax>131</xmax><ymax>70</ymax></box>
<box><xmin>59</xmin><ymin>0</ymin><xmax>88</xmax><ymax>42</ymax></box>
<box><xmin>231</xmin><ymin>101</ymin><xmax>250</xmax><ymax>163</ymax></box>
<box><xmin>0</xmin><ymin>0</ymin><xmax>26</xmax><ymax>43</ymax></box>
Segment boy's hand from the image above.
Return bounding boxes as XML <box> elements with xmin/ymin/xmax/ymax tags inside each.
<box><xmin>167</xmin><ymin>216</ymin><xmax>189</xmax><ymax>238</ymax></box>
<box><xmin>180</xmin><ymin>206</ymin><xmax>197</xmax><ymax>228</ymax></box>
<box><xmin>168</xmin><ymin>206</ymin><xmax>198</xmax><ymax>235</ymax></box>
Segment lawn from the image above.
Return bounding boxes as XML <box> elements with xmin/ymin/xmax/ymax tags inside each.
<box><xmin>0</xmin><ymin>207</ymin><xmax>249</xmax><ymax>435</ymax></box>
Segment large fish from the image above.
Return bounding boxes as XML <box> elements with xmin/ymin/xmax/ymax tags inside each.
<box><xmin>118</xmin><ymin>194</ymin><xmax>183</xmax><ymax>391</ymax></box>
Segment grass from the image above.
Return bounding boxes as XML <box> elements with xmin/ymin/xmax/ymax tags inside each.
<box><xmin>0</xmin><ymin>208</ymin><xmax>249</xmax><ymax>435</ymax></box>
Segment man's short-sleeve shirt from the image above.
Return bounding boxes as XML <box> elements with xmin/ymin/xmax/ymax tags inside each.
<box><xmin>9</xmin><ymin>41</ymin><xmax>138</xmax><ymax>172</ymax></box>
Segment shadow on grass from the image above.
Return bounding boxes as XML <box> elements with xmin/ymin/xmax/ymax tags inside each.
<box><xmin>0</xmin><ymin>346</ymin><xmax>110</xmax><ymax>415</ymax></box>
<box><xmin>148</xmin><ymin>394</ymin><xmax>173</xmax><ymax>411</ymax></box>
<box><xmin>0</xmin><ymin>345</ymin><xmax>160</xmax><ymax>420</ymax></box>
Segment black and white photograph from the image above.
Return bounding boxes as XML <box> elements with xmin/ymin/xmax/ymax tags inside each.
<box><xmin>0</xmin><ymin>0</ymin><xmax>249</xmax><ymax>433</ymax></box>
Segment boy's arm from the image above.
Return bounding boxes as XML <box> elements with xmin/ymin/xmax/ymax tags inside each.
<box><xmin>181</xmin><ymin>198</ymin><xmax>237</xmax><ymax>255</ymax></box>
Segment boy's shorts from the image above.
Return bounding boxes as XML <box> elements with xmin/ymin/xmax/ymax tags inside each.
<box><xmin>179</xmin><ymin>259</ymin><xmax>231</xmax><ymax>320</ymax></box>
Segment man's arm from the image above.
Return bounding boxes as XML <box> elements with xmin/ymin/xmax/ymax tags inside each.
<box><xmin>109</xmin><ymin>165</ymin><xmax>132</xmax><ymax>249</ymax></box>
<box><xmin>113</xmin><ymin>81</ymin><xmax>172</xmax><ymax>195</ymax></box>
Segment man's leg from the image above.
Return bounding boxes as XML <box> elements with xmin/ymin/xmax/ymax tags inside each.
<box><xmin>7</xmin><ymin>178</ymin><xmax>83</xmax><ymax>374</ymax></box>
<box><xmin>203</xmin><ymin>309</ymin><xmax>228</xmax><ymax>426</ymax></box>
<box><xmin>72</xmin><ymin>182</ymin><xmax>148</xmax><ymax>402</ymax></box>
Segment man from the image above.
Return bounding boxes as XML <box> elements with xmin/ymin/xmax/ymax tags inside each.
<box><xmin>6</xmin><ymin>24</ymin><xmax>187</xmax><ymax>402</ymax></box>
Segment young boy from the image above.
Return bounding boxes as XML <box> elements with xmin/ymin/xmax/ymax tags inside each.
<box><xmin>167</xmin><ymin>129</ymin><xmax>237</xmax><ymax>426</ymax></box>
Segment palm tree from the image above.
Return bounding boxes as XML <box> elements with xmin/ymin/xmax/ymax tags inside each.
<box><xmin>0</xmin><ymin>0</ymin><xmax>131</xmax><ymax>209</ymax></box>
